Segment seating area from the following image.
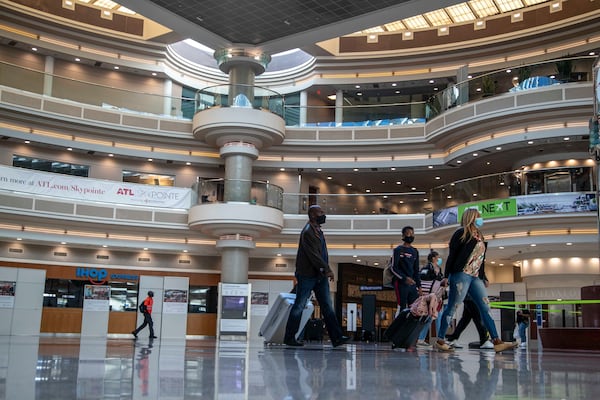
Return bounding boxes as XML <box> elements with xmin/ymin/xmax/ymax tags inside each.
<box><xmin>509</xmin><ymin>76</ymin><xmax>560</xmax><ymax>92</ymax></box>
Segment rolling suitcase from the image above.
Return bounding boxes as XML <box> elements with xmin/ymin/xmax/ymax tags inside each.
<box><xmin>383</xmin><ymin>309</ymin><xmax>430</xmax><ymax>349</ymax></box>
<box><xmin>259</xmin><ymin>293</ymin><xmax>314</xmax><ymax>345</ymax></box>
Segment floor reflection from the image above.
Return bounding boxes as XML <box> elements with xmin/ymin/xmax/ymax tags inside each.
<box><xmin>1</xmin><ymin>337</ymin><xmax>599</xmax><ymax>399</ymax></box>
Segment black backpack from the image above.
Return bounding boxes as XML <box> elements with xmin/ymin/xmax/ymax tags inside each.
<box><xmin>139</xmin><ymin>303</ymin><xmax>147</xmax><ymax>313</ymax></box>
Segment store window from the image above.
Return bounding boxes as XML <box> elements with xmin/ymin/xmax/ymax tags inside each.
<box><xmin>12</xmin><ymin>154</ymin><xmax>89</xmax><ymax>176</ymax></box>
<box><xmin>188</xmin><ymin>286</ymin><xmax>218</xmax><ymax>313</ymax></box>
<box><xmin>43</xmin><ymin>279</ymin><xmax>85</xmax><ymax>308</ymax></box>
<box><xmin>109</xmin><ymin>281</ymin><xmax>139</xmax><ymax>311</ymax></box>
<box><xmin>122</xmin><ymin>170</ymin><xmax>175</xmax><ymax>186</ymax></box>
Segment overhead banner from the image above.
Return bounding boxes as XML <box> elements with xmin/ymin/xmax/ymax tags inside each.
<box><xmin>458</xmin><ymin>198</ymin><xmax>517</xmax><ymax>221</ymax></box>
<box><xmin>0</xmin><ymin>164</ymin><xmax>192</xmax><ymax>209</ymax></box>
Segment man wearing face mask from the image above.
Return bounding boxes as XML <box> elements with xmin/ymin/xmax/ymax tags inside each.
<box><xmin>283</xmin><ymin>205</ymin><xmax>349</xmax><ymax>348</ymax></box>
<box><xmin>391</xmin><ymin>226</ymin><xmax>422</xmax><ymax>316</ymax></box>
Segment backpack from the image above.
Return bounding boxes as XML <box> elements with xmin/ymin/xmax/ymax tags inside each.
<box><xmin>139</xmin><ymin>303</ymin><xmax>147</xmax><ymax>313</ymax></box>
<box><xmin>383</xmin><ymin>255</ymin><xmax>395</xmax><ymax>288</ymax></box>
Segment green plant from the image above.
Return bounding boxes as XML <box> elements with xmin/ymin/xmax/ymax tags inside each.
<box><xmin>518</xmin><ymin>66</ymin><xmax>531</xmax><ymax>83</ymax></box>
<box><xmin>482</xmin><ymin>75</ymin><xmax>496</xmax><ymax>96</ymax></box>
<box><xmin>554</xmin><ymin>59</ymin><xmax>573</xmax><ymax>81</ymax></box>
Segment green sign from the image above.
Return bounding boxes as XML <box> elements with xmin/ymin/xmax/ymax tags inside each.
<box><xmin>458</xmin><ymin>198</ymin><xmax>517</xmax><ymax>220</ymax></box>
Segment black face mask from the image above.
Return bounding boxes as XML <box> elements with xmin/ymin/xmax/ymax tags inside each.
<box><xmin>316</xmin><ymin>214</ymin><xmax>326</xmax><ymax>225</ymax></box>
<box><xmin>404</xmin><ymin>236</ymin><xmax>415</xmax><ymax>244</ymax></box>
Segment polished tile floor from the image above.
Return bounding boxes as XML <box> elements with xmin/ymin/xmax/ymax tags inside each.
<box><xmin>1</xmin><ymin>336</ymin><xmax>599</xmax><ymax>399</ymax></box>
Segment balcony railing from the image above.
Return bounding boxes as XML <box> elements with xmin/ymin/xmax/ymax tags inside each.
<box><xmin>192</xmin><ymin>178</ymin><xmax>284</xmax><ymax>210</ymax></box>
<box><xmin>194</xmin><ymin>83</ymin><xmax>285</xmax><ymax>118</ymax></box>
<box><xmin>1</xmin><ymin>56</ymin><xmax>595</xmax><ymax>129</ymax></box>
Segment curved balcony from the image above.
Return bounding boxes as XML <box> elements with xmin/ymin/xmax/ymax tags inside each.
<box><xmin>192</xmin><ymin>84</ymin><xmax>286</xmax><ymax>148</ymax></box>
<box><xmin>188</xmin><ymin>179</ymin><xmax>284</xmax><ymax>238</ymax></box>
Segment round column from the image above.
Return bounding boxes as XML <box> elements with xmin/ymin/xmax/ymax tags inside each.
<box><xmin>217</xmin><ymin>235</ymin><xmax>255</xmax><ymax>283</ymax></box>
<box><xmin>220</xmin><ymin>142</ymin><xmax>259</xmax><ymax>202</ymax></box>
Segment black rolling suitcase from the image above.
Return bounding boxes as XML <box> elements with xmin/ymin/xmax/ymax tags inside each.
<box><xmin>383</xmin><ymin>309</ymin><xmax>430</xmax><ymax>349</ymax></box>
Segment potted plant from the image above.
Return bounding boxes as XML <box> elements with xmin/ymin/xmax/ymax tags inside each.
<box><xmin>482</xmin><ymin>75</ymin><xmax>496</xmax><ymax>97</ymax></box>
<box><xmin>554</xmin><ymin>59</ymin><xmax>573</xmax><ymax>82</ymax></box>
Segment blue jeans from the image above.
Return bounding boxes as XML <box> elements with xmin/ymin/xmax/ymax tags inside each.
<box><xmin>437</xmin><ymin>272</ymin><xmax>499</xmax><ymax>341</ymax></box>
<box><xmin>284</xmin><ymin>274</ymin><xmax>343</xmax><ymax>342</ymax></box>
<box><xmin>419</xmin><ymin>304</ymin><xmax>446</xmax><ymax>341</ymax></box>
<box><xmin>518</xmin><ymin>322</ymin><xmax>528</xmax><ymax>343</ymax></box>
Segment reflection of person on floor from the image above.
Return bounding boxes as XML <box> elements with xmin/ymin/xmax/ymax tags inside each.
<box><xmin>283</xmin><ymin>350</ymin><xmax>314</xmax><ymax>399</ymax></box>
<box><xmin>136</xmin><ymin>339</ymin><xmax>154</xmax><ymax>396</ymax></box>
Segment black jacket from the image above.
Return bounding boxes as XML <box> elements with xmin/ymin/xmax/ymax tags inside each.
<box><xmin>295</xmin><ymin>222</ymin><xmax>331</xmax><ymax>278</ymax></box>
<box><xmin>444</xmin><ymin>228</ymin><xmax>487</xmax><ymax>280</ymax></box>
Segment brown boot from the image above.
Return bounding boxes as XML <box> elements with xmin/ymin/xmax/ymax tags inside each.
<box><xmin>492</xmin><ymin>338</ymin><xmax>518</xmax><ymax>353</ymax></box>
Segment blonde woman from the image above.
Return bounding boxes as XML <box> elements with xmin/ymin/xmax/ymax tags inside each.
<box><xmin>434</xmin><ymin>208</ymin><xmax>517</xmax><ymax>353</ymax></box>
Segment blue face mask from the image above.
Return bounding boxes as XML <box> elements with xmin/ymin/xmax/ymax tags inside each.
<box><xmin>437</xmin><ymin>258</ymin><xmax>443</xmax><ymax>267</ymax></box>
<box><xmin>475</xmin><ymin>217</ymin><xmax>484</xmax><ymax>228</ymax></box>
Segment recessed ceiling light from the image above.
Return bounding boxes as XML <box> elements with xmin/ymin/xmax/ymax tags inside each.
<box><xmin>67</xmin><ymin>147</ymin><xmax>73</xmax><ymax>151</ymax></box>
<box><xmin>473</xmin><ymin>153</ymin><xmax>478</xmax><ymax>156</ymax></box>
<box><xmin>60</xmin><ymin>241</ymin><xmax>67</xmax><ymax>245</ymax></box>
<box><xmin>391</xmin><ymin>83</ymin><xmax>397</xmax><ymax>87</ymax></box>
<box><xmin>566</xmin><ymin>242</ymin><xmax>573</xmax><ymax>246</ymax></box>
<box><xmin>428</xmin><ymin>165</ymin><xmax>433</xmax><ymax>169</ymax></box>
<box><xmin>356</xmin><ymin>259</ymin><xmax>361</xmax><ymax>262</ymax></box>
<box><xmin>113</xmin><ymin>66</ymin><xmax>119</xmax><ymax>70</ymax></box>
<box><xmin>528</xmin><ymin>141</ymin><xmax>534</xmax><ymax>145</ymax></box>
<box><xmin>185</xmin><ymin>162</ymin><xmax>191</xmax><ymax>165</ymax></box>
<box><xmin>24</xmin><ymin>140</ymin><xmax>30</xmax><ymax>144</ymax></box>
<box><xmin>143</xmin><ymin>247</ymin><xmax>148</xmax><ymax>251</ymax></box>
<box><xmin>151</xmin><ymin>72</ymin><xmax>157</xmax><ymax>76</ymax></box>
<box><xmin>381</xmin><ymin>180</ymin><xmax>386</xmax><ymax>184</ymax></box>
<box><xmin>346</xmin><ymin>183</ymin><xmax>352</xmax><ymax>187</ymax></box>
<box><xmin>16</xmin><ymin>238</ymin><xmax>22</xmax><ymax>241</ymax></box>
<box><xmin>316</xmin><ymin>168</ymin><xmax>322</xmax><ymax>171</ymax></box>
<box><xmin>355</xmin><ymin>85</ymin><xmax>360</xmax><ymax>89</ymax></box>
<box><xmin>75</xmin><ymin>58</ymin><xmax>80</xmax><ymax>62</ymax></box>
<box><xmin>108</xmin><ymin>153</ymin><xmax>114</xmax><ymax>157</ymax></box>
<box><xmin>353</xmin><ymin>255</ymin><xmax>357</xmax><ymax>258</ymax></box>
<box><xmin>530</xmin><ymin>243</ymin><xmax>536</xmax><ymax>247</ymax></box>
<box><xmin>148</xmin><ymin>158</ymin><xmax>153</xmax><ymax>162</ymax></box>
<box><xmin>276</xmin><ymin>253</ymin><xmax>282</xmax><ymax>257</ymax></box>
<box><xmin>496</xmin><ymin>146</ymin><xmax>502</xmax><ymax>150</ymax></box>
<box><xmin>31</xmin><ymin>47</ymin><xmax>37</xmax><ymax>51</ymax></box>
<box><xmin>429</xmin><ymin>80</ymin><xmax>435</xmax><ymax>84</ymax></box>
<box><xmin>366</xmin><ymin>189</ymin><xmax>371</xmax><ymax>193</ymax></box>
<box><xmin>396</xmin><ymin>181</ymin><xmax>401</xmax><ymax>185</ymax></box>
<box><xmin>390</xmin><ymin>167</ymin><xmax>396</xmax><ymax>171</ymax></box>
<box><xmin>279</xmin><ymin>168</ymin><xmax>285</xmax><ymax>171</ymax></box>
<box><xmin>356</xmin><ymin>92</ymin><xmax>362</xmax><ymax>96</ymax></box>
<box><xmin>423</xmin><ymin>198</ymin><xmax>428</xmax><ymax>202</ymax></box>
<box><xmin>486</xmin><ymin>162</ymin><xmax>491</xmax><ymax>165</ymax></box>
<box><xmin>563</xmin><ymin>137</ymin><xmax>570</xmax><ymax>141</ymax></box>
<box><xmin>411</xmin><ymin>187</ymin><xmax>416</xmax><ymax>190</ymax></box>
<box><xmin>457</xmin><ymin>160</ymin><xmax>462</xmax><ymax>164</ymax></box>
<box><xmin>499</xmin><ymin>246</ymin><xmax>505</xmax><ymax>249</ymax></box>
<box><xmin>327</xmin><ymin>176</ymin><xmax>332</xmax><ymax>180</ymax></box>
<box><xmin>353</xmin><ymin>168</ymin><xmax>359</xmax><ymax>172</ymax></box>
<box><xmin>183</xmin><ymin>249</ymin><xmax>188</xmax><ymax>253</ymax></box>
<box><xmin>435</xmin><ymin>176</ymin><xmax>441</xmax><ymax>180</ymax></box>
<box><xmin>473</xmin><ymin>193</ymin><xmax>478</xmax><ymax>197</ymax></box>
<box><xmin>102</xmin><ymin>245</ymin><xmax>108</xmax><ymax>248</ymax></box>
<box><xmin>590</xmin><ymin>52</ymin><xmax>596</xmax><ymax>56</ymax></box>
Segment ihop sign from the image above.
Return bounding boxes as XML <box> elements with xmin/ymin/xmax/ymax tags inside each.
<box><xmin>76</xmin><ymin>267</ymin><xmax>138</xmax><ymax>284</ymax></box>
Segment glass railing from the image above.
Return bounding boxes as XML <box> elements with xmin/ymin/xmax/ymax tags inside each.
<box><xmin>1</xmin><ymin>56</ymin><xmax>594</xmax><ymax>128</ymax></box>
<box><xmin>194</xmin><ymin>83</ymin><xmax>285</xmax><ymax>118</ymax></box>
<box><xmin>278</xmin><ymin>164</ymin><xmax>595</xmax><ymax>215</ymax></box>
<box><xmin>0</xmin><ymin>61</ymin><xmax>195</xmax><ymax>119</ymax></box>
<box><xmin>284</xmin><ymin>56</ymin><xmax>596</xmax><ymax>127</ymax></box>
<box><xmin>192</xmin><ymin>178</ymin><xmax>284</xmax><ymax>210</ymax></box>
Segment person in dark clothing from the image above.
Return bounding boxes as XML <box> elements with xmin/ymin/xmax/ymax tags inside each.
<box><xmin>133</xmin><ymin>291</ymin><xmax>157</xmax><ymax>339</ymax></box>
<box><xmin>416</xmin><ymin>250</ymin><xmax>445</xmax><ymax>346</ymax></box>
<box><xmin>284</xmin><ymin>205</ymin><xmax>349</xmax><ymax>348</ymax></box>
<box><xmin>391</xmin><ymin>226</ymin><xmax>422</xmax><ymax>316</ymax></box>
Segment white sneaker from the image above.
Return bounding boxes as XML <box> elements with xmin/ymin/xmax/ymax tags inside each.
<box><xmin>447</xmin><ymin>340</ymin><xmax>463</xmax><ymax>349</ymax></box>
<box><xmin>519</xmin><ymin>342</ymin><xmax>527</xmax><ymax>348</ymax></box>
<box><xmin>480</xmin><ymin>340</ymin><xmax>494</xmax><ymax>349</ymax></box>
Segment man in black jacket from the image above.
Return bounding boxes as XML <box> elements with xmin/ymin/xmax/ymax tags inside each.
<box><xmin>283</xmin><ymin>205</ymin><xmax>349</xmax><ymax>347</ymax></box>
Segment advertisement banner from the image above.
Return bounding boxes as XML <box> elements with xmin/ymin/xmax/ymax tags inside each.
<box><xmin>0</xmin><ymin>165</ymin><xmax>192</xmax><ymax>209</ymax></box>
<box><xmin>458</xmin><ymin>198</ymin><xmax>517</xmax><ymax>221</ymax></box>
<box><xmin>83</xmin><ymin>285</ymin><xmax>110</xmax><ymax>311</ymax></box>
<box><xmin>0</xmin><ymin>281</ymin><xmax>16</xmax><ymax>308</ymax></box>
<box><xmin>163</xmin><ymin>289</ymin><xmax>189</xmax><ymax>314</ymax></box>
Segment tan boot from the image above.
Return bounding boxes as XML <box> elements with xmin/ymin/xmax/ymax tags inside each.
<box><xmin>434</xmin><ymin>338</ymin><xmax>454</xmax><ymax>352</ymax></box>
<box><xmin>492</xmin><ymin>338</ymin><xmax>518</xmax><ymax>353</ymax></box>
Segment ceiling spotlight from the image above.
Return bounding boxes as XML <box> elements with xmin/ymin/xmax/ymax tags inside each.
<box><xmin>185</xmin><ymin>162</ymin><xmax>191</xmax><ymax>166</ymax></box>
<box><xmin>147</xmin><ymin>158</ymin><xmax>153</xmax><ymax>162</ymax></box>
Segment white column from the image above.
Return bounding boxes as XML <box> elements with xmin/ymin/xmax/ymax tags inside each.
<box><xmin>163</xmin><ymin>78</ymin><xmax>173</xmax><ymax>116</ymax></box>
<box><xmin>299</xmin><ymin>90</ymin><xmax>307</xmax><ymax>126</ymax></box>
<box><xmin>43</xmin><ymin>56</ymin><xmax>54</xmax><ymax>96</ymax></box>
<box><xmin>335</xmin><ymin>89</ymin><xmax>343</xmax><ymax>125</ymax></box>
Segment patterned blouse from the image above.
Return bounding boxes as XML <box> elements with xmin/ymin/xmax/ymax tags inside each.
<box><xmin>463</xmin><ymin>238</ymin><xmax>485</xmax><ymax>276</ymax></box>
